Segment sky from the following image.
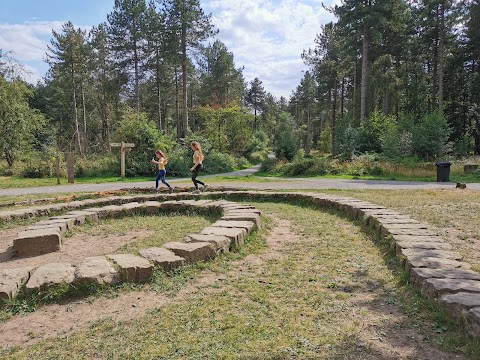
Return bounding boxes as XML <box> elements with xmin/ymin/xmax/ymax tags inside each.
<box><xmin>0</xmin><ymin>0</ymin><xmax>339</xmax><ymax>99</ymax></box>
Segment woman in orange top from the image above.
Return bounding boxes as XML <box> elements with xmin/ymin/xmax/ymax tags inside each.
<box><xmin>151</xmin><ymin>149</ymin><xmax>174</xmax><ymax>193</ymax></box>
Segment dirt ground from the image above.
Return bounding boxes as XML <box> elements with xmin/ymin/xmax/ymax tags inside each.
<box><xmin>0</xmin><ymin>215</ymin><xmax>469</xmax><ymax>359</ymax></box>
<box><xmin>0</xmin><ymin>226</ymin><xmax>154</xmax><ymax>271</ymax></box>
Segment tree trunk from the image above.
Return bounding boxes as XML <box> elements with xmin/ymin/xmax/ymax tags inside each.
<box><xmin>175</xmin><ymin>68</ymin><xmax>181</xmax><ymax>140</ymax></box>
<box><xmin>81</xmin><ymin>81</ymin><xmax>87</xmax><ymax>154</ymax></box>
<box><xmin>181</xmin><ymin>17</ymin><xmax>188</xmax><ymax>138</ymax></box>
<box><xmin>360</xmin><ymin>23</ymin><xmax>369</xmax><ymax>123</ymax></box>
<box><xmin>332</xmin><ymin>77</ymin><xmax>338</xmax><ymax>156</ymax></box>
<box><xmin>438</xmin><ymin>1</ymin><xmax>445</xmax><ymax>114</ymax></box>
<box><xmin>134</xmin><ymin>37</ymin><xmax>140</xmax><ymax>118</ymax></box>
<box><xmin>306</xmin><ymin>104</ymin><xmax>311</xmax><ymax>154</ymax></box>
<box><xmin>71</xmin><ymin>64</ymin><xmax>82</xmax><ymax>155</ymax></box>
<box><xmin>156</xmin><ymin>48</ymin><xmax>163</xmax><ymax>131</ymax></box>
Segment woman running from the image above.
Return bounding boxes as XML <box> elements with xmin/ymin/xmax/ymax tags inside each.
<box><xmin>151</xmin><ymin>149</ymin><xmax>174</xmax><ymax>193</ymax></box>
<box><xmin>190</xmin><ymin>141</ymin><xmax>208</xmax><ymax>194</ymax></box>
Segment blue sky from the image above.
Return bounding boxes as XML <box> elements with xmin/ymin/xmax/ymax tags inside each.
<box><xmin>0</xmin><ymin>0</ymin><xmax>339</xmax><ymax>98</ymax></box>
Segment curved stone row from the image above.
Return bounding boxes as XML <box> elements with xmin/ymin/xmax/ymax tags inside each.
<box><xmin>1</xmin><ymin>196</ymin><xmax>260</xmax><ymax>301</ymax></box>
<box><xmin>1</xmin><ymin>189</ymin><xmax>480</xmax><ymax>337</ymax></box>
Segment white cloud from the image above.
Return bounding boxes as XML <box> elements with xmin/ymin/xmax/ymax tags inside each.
<box><xmin>0</xmin><ymin>21</ymin><xmax>64</xmax><ymax>63</ymax></box>
<box><xmin>204</xmin><ymin>0</ymin><xmax>339</xmax><ymax>99</ymax></box>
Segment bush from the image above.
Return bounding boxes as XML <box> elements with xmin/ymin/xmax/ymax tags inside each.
<box><xmin>111</xmin><ymin>107</ymin><xmax>169</xmax><ymax>176</ymax></box>
<box><xmin>260</xmin><ymin>157</ymin><xmax>277</xmax><ymax>172</ymax></box>
<box><xmin>74</xmin><ymin>155</ymin><xmax>118</xmax><ymax>178</ymax></box>
<box><xmin>203</xmin><ymin>149</ymin><xmax>237</xmax><ymax>173</ymax></box>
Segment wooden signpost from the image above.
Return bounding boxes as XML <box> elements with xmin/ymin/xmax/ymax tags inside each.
<box><xmin>110</xmin><ymin>142</ymin><xmax>135</xmax><ymax>179</ymax></box>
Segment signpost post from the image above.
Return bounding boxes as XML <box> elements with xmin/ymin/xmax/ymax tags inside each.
<box><xmin>110</xmin><ymin>142</ymin><xmax>135</xmax><ymax>179</ymax></box>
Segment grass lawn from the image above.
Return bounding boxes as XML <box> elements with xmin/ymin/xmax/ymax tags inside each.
<box><xmin>1</xmin><ymin>198</ymin><xmax>479</xmax><ymax>359</ymax></box>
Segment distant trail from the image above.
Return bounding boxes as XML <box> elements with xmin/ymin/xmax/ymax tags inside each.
<box><xmin>0</xmin><ymin>164</ymin><xmax>479</xmax><ymax>196</ymax></box>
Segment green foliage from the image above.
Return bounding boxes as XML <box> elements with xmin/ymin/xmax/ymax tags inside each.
<box><xmin>74</xmin><ymin>155</ymin><xmax>118</xmax><ymax>178</ymax></box>
<box><xmin>0</xmin><ymin>77</ymin><xmax>46</xmax><ymax>167</ymax></box>
<box><xmin>193</xmin><ymin>105</ymin><xmax>254</xmax><ymax>155</ymax></box>
<box><xmin>110</xmin><ymin>107</ymin><xmax>170</xmax><ymax>176</ymax></box>
<box><xmin>358</xmin><ymin>111</ymin><xmax>396</xmax><ymax>153</ymax></box>
<box><xmin>411</xmin><ymin>111</ymin><xmax>451</xmax><ymax>160</ymax></box>
<box><xmin>273</xmin><ymin>112</ymin><xmax>300</xmax><ymax>161</ymax></box>
<box><xmin>318</xmin><ymin>124</ymin><xmax>332</xmax><ymax>154</ymax></box>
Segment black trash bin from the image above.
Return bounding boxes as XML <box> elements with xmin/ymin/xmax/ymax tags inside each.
<box><xmin>435</xmin><ymin>161</ymin><xmax>451</xmax><ymax>182</ymax></box>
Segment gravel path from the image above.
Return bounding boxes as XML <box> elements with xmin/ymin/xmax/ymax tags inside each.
<box><xmin>0</xmin><ymin>165</ymin><xmax>479</xmax><ymax>195</ymax></box>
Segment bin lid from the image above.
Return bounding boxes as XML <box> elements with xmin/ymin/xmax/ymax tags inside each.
<box><xmin>435</xmin><ymin>161</ymin><xmax>451</xmax><ymax>166</ymax></box>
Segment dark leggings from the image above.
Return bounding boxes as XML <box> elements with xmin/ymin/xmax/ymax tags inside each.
<box><xmin>155</xmin><ymin>170</ymin><xmax>171</xmax><ymax>189</ymax></box>
<box><xmin>191</xmin><ymin>164</ymin><xmax>205</xmax><ymax>189</ymax></box>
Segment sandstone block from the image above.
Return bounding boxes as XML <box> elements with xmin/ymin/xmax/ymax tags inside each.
<box><xmin>400</xmin><ymin>248</ymin><xmax>462</xmax><ymax>261</ymax></box>
<box><xmin>101</xmin><ymin>205</ymin><xmax>124</xmax><ymax>218</ymax></box>
<box><xmin>395</xmin><ymin>240</ymin><xmax>452</xmax><ymax>255</ymax></box>
<box><xmin>464</xmin><ymin>307</ymin><xmax>480</xmax><ymax>337</ymax></box>
<box><xmin>25</xmin><ymin>263</ymin><xmax>75</xmax><ymax>294</ymax></box>
<box><xmin>121</xmin><ymin>202</ymin><xmax>142</xmax><ymax>215</ymax></box>
<box><xmin>67</xmin><ymin>210</ymin><xmax>99</xmax><ymax>222</ymax></box>
<box><xmin>107</xmin><ymin>254</ymin><xmax>153</xmax><ymax>282</ymax></box>
<box><xmin>221</xmin><ymin>213</ymin><xmax>262</xmax><ymax>228</ymax></box>
<box><xmin>422</xmin><ymin>278</ymin><xmax>480</xmax><ymax>299</ymax></box>
<box><xmin>139</xmin><ymin>247</ymin><xmax>186</xmax><ymax>270</ymax></box>
<box><xmin>163</xmin><ymin>241</ymin><xmax>216</xmax><ymax>263</ymax></box>
<box><xmin>14</xmin><ymin>229</ymin><xmax>61</xmax><ymax>256</ymax></box>
<box><xmin>50</xmin><ymin>214</ymin><xmax>86</xmax><ymax>226</ymax></box>
<box><xmin>0</xmin><ymin>267</ymin><xmax>31</xmax><ymax>300</ymax></box>
<box><xmin>211</xmin><ymin>220</ymin><xmax>255</xmax><ymax>234</ymax></box>
<box><xmin>186</xmin><ymin>233</ymin><xmax>231</xmax><ymax>253</ymax></box>
<box><xmin>439</xmin><ymin>292</ymin><xmax>480</xmax><ymax>318</ymax></box>
<box><xmin>200</xmin><ymin>226</ymin><xmax>247</xmax><ymax>247</ymax></box>
<box><xmin>74</xmin><ymin>256</ymin><xmax>119</xmax><ymax>285</ymax></box>
<box><xmin>406</xmin><ymin>257</ymin><xmax>471</xmax><ymax>271</ymax></box>
<box><xmin>410</xmin><ymin>268</ymin><xmax>480</xmax><ymax>287</ymax></box>
<box><xmin>142</xmin><ymin>201</ymin><xmax>162</xmax><ymax>214</ymax></box>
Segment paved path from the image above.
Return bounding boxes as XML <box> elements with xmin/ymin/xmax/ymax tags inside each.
<box><xmin>0</xmin><ymin>165</ymin><xmax>479</xmax><ymax>196</ymax></box>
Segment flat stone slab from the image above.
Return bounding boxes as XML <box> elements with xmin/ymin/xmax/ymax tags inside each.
<box><xmin>211</xmin><ymin>220</ymin><xmax>255</xmax><ymax>234</ymax></box>
<box><xmin>0</xmin><ymin>267</ymin><xmax>31</xmax><ymax>300</ymax></box>
<box><xmin>139</xmin><ymin>247</ymin><xmax>185</xmax><ymax>270</ymax></box>
<box><xmin>395</xmin><ymin>240</ymin><xmax>452</xmax><ymax>254</ymax></box>
<box><xmin>37</xmin><ymin>218</ymin><xmax>75</xmax><ymax>230</ymax></box>
<box><xmin>25</xmin><ymin>263</ymin><xmax>75</xmax><ymax>294</ymax></box>
<box><xmin>464</xmin><ymin>307</ymin><xmax>480</xmax><ymax>337</ymax></box>
<box><xmin>68</xmin><ymin>210</ymin><xmax>99</xmax><ymax>222</ymax></box>
<box><xmin>121</xmin><ymin>202</ymin><xmax>143</xmax><ymax>214</ymax></box>
<box><xmin>163</xmin><ymin>241</ymin><xmax>216</xmax><ymax>263</ymax></box>
<box><xmin>392</xmin><ymin>235</ymin><xmax>445</xmax><ymax>243</ymax></box>
<box><xmin>439</xmin><ymin>292</ymin><xmax>480</xmax><ymax>317</ymax></box>
<box><xmin>381</xmin><ymin>225</ymin><xmax>437</xmax><ymax>237</ymax></box>
<box><xmin>107</xmin><ymin>254</ymin><xmax>153</xmax><ymax>282</ymax></box>
<box><xmin>400</xmin><ymin>248</ymin><xmax>462</xmax><ymax>261</ymax></box>
<box><xmin>142</xmin><ymin>201</ymin><xmax>162</xmax><ymax>214</ymax></box>
<box><xmin>200</xmin><ymin>226</ymin><xmax>247</xmax><ymax>247</ymax></box>
<box><xmin>74</xmin><ymin>256</ymin><xmax>119</xmax><ymax>285</ymax></box>
<box><xmin>406</xmin><ymin>257</ymin><xmax>471</xmax><ymax>271</ymax></box>
<box><xmin>223</xmin><ymin>208</ymin><xmax>261</xmax><ymax>216</ymax></box>
<box><xmin>14</xmin><ymin>229</ymin><xmax>61</xmax><ymax>256</ymax></box>
<box><xmin>186</xmin><ymin>233</ymin><xmax>231</xmax><ymax>253</ymax></box>
<box><xmin>101</xmin><ymin>205</ymin><xmax>125</xmax><ymax>218</ymax></box>
<box><xmin>221</xmin><ymin>213</ymin><xmax>261</xmax><ymax>228</ymax></box>
<box><xmin>422</xmin><ymin>278</ymin><xmax>480</xmax><ymax>299</ymax></box>
<box><xmin>410</xmin><ymin>268</ymin><xmax>480</xmax><ymax>287</ymax></box>
<box><xmin>50</xmin><ymin>214</ymin><xmax>86</xmax><ymax>225</ymax></box>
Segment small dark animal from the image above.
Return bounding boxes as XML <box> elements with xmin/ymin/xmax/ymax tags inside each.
<box><xmin>456</xmin><ymin>182</ymin><xmax>467</xmax><ymax>189</ymax></box>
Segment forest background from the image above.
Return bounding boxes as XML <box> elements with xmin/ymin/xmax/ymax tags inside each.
<box><xmin>1</xmin><ymin>0</ymin><xmax>480</xmax><ymax>182</ymax></box>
